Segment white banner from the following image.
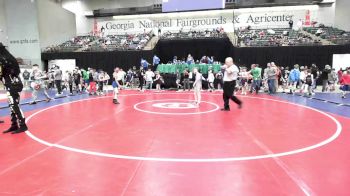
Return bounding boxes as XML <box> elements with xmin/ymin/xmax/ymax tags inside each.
<box><xmin>98</xmin><ymin>10</ymin><xmax>234</xmax><ymax>34</ymax></box>
<box><xmin>234</xmin><ymin>7</ymin><xmax>314</xmax><ymax>29</ymax></box>
<box><xmin>97</xmin><ymin>5</ymin><xmax>323</xmax><ymax>34</ymax></box>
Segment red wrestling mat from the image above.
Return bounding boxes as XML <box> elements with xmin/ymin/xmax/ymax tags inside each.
<box><xmin>0</xmin><ymin>91</ymin><xmax>349</xmax><ymax>195</ymax></box>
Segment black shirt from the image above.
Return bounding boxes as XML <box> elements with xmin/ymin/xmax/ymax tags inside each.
<box><xmin>138</xmin><ymin>70</ymin><xmax>145</xmax><ymax>79</ymax></box>
<box><xmin>73</xmin><ymin>73</ymin><xmax>81</xmax><ymax>82</ymax></box>
<box><xmin>320</xmin><ymin>69</ymin><xmax>330</xmax><ymax>80</ymax></box>
<box><xmin>22</xmin><ymin>71</ymin><xmax>30</xmax><ymax>80</ymax></box>
<box><xmin>311</xmin><ymin>67</ymin><xmax>318</xmax><ymax>79</ymax></box>
<box><xmin>183</xmin><ymin>71</ymin><xmax>189</xmax><ymax>79</ymax></box>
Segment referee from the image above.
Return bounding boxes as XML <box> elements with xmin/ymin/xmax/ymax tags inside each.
<box><xmin>221</xmin><ymin>57</ymin><xmax>242</xmax><ymax>111</ymax></box>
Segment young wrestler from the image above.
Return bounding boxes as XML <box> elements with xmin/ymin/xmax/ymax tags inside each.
<box><xmin>207</xmin><ymin>70</ymin><xmax>215</xmax><ymax>92</ymax></box>
<box><xmin>154</xmin><ymin>71</ymin><xmax>163</xmax><ymax>92</ymax></box>
<box><xmin>30</xmin><ymin>64</ymin><xmax>52</xmax><ymax>104</ymax></box>
<box><xmin>192</xmin><ymin>68</ymin><xmax>206</xmax><ymax>106</ymax></box>
<box><xmin>103</xmin><ymin>71</ymin><xmax>110</xmax><ymax>95</ymax></box>
<box><xmin>97</xmin><ymin>70</ymin><xmax>105</xmax><ymax>96</ymax></box>
<box><xmin>239</xmin><ymin>67</ymin><xmax>249</xmax><ymax>95</ymax></box>
<box><xmin>112</xmin><ymin>76</ymin><xmax>120</xmax><ymax>104</ymax></box>
<box><xmin>175</xmin><ymin>70</ymin><xmax>182</xmax><ymax>91</ymax></box>
<box><xmin>304</xmin><ymin>69</ymin><xmax>314</xmax><ymax>96</ymax></box>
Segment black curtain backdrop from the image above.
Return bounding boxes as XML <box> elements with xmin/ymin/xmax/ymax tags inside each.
<box><xmin>42</xmin><ymin>50</ymin><xmax>154</xmax><ymax>75</ymax></box>
<box><xmin>154</xmin><ymin>38</ymin><xmax>232</xmax><ymax>63</ymax></box>
<box><xmin>42</xmin><ymin>40</ymin><xmax>350</xmax><ymax>75</ymax></box>
<box><xmin>231</xmin><ymin>45</ymin><xmax>350</xmax><ymax>69</ymax></box>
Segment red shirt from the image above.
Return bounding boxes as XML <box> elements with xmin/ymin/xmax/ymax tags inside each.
<box><xmin>338</xmin><ymin>70</ymin><xmax>343</xmax><ymax>79</ymax></box>
<box><xmin>340</xmin><ymin>74</ymin><xmax>350</xmax><ymax>85</ymax></box>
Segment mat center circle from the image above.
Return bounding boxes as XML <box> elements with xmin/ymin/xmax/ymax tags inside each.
<box><xmin>134</xmin><ymin>99</ymin><xmax>220</xmax><ymax>115</ymax></box>
<box><xmin>152</xmin><ymin>102</ymin><xmax>197</xmax><ymax>109</ymax></box>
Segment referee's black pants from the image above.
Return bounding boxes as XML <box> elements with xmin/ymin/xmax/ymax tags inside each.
<box><xmin>223</xmin><ymin>80</ymin><xmax>241</xmax><ymax>109</ymax></box>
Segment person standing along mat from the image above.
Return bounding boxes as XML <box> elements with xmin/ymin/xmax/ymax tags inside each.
<box><xmin>29</xmin><ymin>64</ymin><xmax>53</xmax><ymax>104</ymax></box>
<box><xmin>153</xmin><ymin>55</ymin><xmax>160</xmax><ymax>71</ymax></box>
<box><xmin>249</xmin><ymin>64</ymin><xmax>262</xmax><ymax>94</ymax></box>
<box><xmin>22</xmin><ymin>69</ymin><xmax>30</xmax><ymax>89</ymax></box>
<box><xmin>112</xmin><ymin>73</ymin><xmax>120</xmax><ymax>104</ymax></box>
<box><xmin>193</xmin><ymin>68</ymin><xmax>206</xmax><ymax>106</ymax></box>
<box><xmin>54</xmin><ymin>65</ymin><xmax>63</xmax><ymax>96</ymax></box>
<box><xmin>340</xmin><ymin>67</ymin><xmax>350</xmax><ymax>99</ymax></box>
<box><xmin>183</xmin><ymin>68</ymin><xmax>190</xmax><ymax>91</ymax></box>
<box><xmin>221</xmin><ymin>57</ymin><xmax>242</xmax><ymax>111</ymax></box>
<box><xmin>0</xmin><ymin>43</ymin><xmax>28</xmax><ymax>134</ymax></box>
<box><xmin>145</xmin><ymin>68</ymin><xmax>155</xmax><ymax>90</ymax></box>
<box><xmin>207</xmin><ymin>70</ymin><xmax>215</xmax><ymax>92</ymax></box>
<box><xmin>138</xmin><ymin>67</ymin><xmax>145</xmax><ymax>92</ymax></box>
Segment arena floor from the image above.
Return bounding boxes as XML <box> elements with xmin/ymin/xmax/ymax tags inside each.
<box><xmin>0</xmin><ymin>90</ymin><xmax>349</xmax><ymax>195</ymax></box>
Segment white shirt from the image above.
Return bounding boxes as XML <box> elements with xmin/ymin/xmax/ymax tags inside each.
<box><xmin>189</xmin><ymin>72</ymin><xmax>193</xmax><ymax>79</ymax></box>
<box><xmin>116</xmin><ymin>71</ymin><xmax>125</xmax><ymax>81</ymax></box>
<box><xmin>145</xmin><ymin>71</ymin><xmax>155</xmax><ymax>82</ymax></box>
<box><xmin>103</xmin><ymin>73</ymin><xmax>110</xmax><ymax>82</ymax></box>
<box><xmin>208</xmin><ymin>73</ymin><xmax>215</xmax><ymax>83</ymax></box>
<box><xmin>113</xmin><ymin>72</ymin><xmax>118</xmax><ymax>80</ymax></box>
<box><xmin>31</xmin><ymin>70</ymin><xmax>45</xmax><ymax>81</ymax></box>
<box><xmin>223</xmin><ymin>64</ymin><xmax>239</xmax><ymax>81</ymax></box>
<box><xmin>300</xmin><ymin>71</ymin><xmax>306</xmax><ymax>81</ymax></box>
<box><xmin>193</xmin><ymin>73</ymin><xmax>205</xmax><ymax>89</ymax></box>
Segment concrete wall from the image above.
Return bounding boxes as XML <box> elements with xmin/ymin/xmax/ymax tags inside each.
<box><xmin>62</xmin><ymin>0</ymin><xmax>162</xmax><ymax>35</ymax></box>
<box><xmin>4</xmin><ymin>0</ymin><xmax>42</xmax><ymax>66</ymax></box>
<box><xmin>317</xmin><ymin>3</ymin><xmax>336</xmax><ymax>27</ymax></box>
<box><xmin>2</xmin><ymin>0</ymin><xmax>77</xmax><ymax>67</ymax></box>
<box><xmin>335</xmin><ymin>0</ymin><xmax>350</xmax><ymax>31</ymax></box>
<box><xmin>37</xmin><ymin>0</ymin><xmax>77</xmax><ymax>48</ymax></box>
<box><xmin>62</xmin><ymin>0</ymin><xmax>99</xmax><ymax>35</ymax></box>
<box><xmin>0</xmin><ymin>0</ymin><xmax>8</xmax><ymax>46</ymax></box>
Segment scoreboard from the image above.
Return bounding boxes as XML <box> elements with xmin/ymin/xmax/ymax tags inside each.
<box><xmin>162</xmin><ymin>0</ymin><xmax>225</xmax><ymax>12</ymax></box>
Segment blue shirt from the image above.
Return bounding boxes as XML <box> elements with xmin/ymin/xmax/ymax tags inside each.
<box><xmin>289</xmin><ymin>69</ymin><xmax>300</xmax><ymax>82</ymax></box>
<box><xmin>141</xmin><ymin>59</ymin><xmax>149</xmax><ymax>69</ymax></box>
<box><xmin>186</xmin><ymin>59</ymin><xmax>194</xmax><ymax>65</ymax></box>
<box><xmin>208</xmin><ymin>57</ymin><xmax>214</xmax><ymax>64</ymax></box>
<box><xmin>153</xmin><ymin>56</ymin><xmax>160</xmax><ymax>65</ymax></box>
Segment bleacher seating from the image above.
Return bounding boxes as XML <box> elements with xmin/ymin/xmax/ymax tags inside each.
<box><xmin>43</xmin><ymin>31</ymin><xmax>154</xmax><ymax>52</ymax></box>
<box><xmin>42</xmin><ymin>26</ymin><xmax>349</xmax><ymax>53</ymax></box>
<box><xmin>160</xmin><ymin>29</ymin><xmax>227</xmax><ymax>40</ymax></box>
<box><xmin>304</xmin><ymin>26</ymin><xmax>350</xmax><ymax>45</ymax></box>
<box><xmin>43</xmin><ymin>35</ymin><xmax>97</xmax><ymax>52</ymax></box>
<box><xmin>237</xmin><ymin>28</ymin><xmax>321</xmax><ymax>47</ymax></box>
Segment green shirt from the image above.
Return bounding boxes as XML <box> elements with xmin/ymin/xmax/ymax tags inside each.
<box><xmin>82</xmin><ymin>70</ymin><xmax>89</xmax><ymax>80</ymax></box>
<box><xmin>251</xmin><ymin>67</ymin><xmax>262</xmax><ymax>80</ymax></box>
